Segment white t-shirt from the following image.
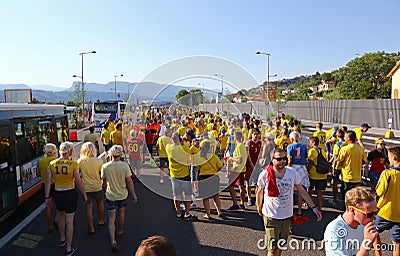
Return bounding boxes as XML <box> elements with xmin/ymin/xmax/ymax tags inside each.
<box><xmin>324</xmin><ymin>215</ymin><xmax>364</xmax><ymax>256</ymax></box>
<box><xmin>257</xmin><ymin>166</ymin><xmax>301</xmax><ymax>219</ymax></box>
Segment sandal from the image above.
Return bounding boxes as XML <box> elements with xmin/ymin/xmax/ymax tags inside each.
<box><xmin>98</xmin><ymin>222</ymin><xmax>106</xmax><ymax>229</ymax></box>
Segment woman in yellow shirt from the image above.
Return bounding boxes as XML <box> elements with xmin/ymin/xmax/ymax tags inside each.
<box><xmin>198</xmin><ymin>142</ymin><xmax>223</xmax><ymax>219</ymax></box>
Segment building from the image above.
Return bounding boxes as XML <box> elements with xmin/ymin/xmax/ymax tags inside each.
<box><xmin>317</xmin><ymin>80</ymin><xmax>335</xmax><ymax>92</ymax></box>
<box><xmin>387</xmin><ymin>60</ymin><xmax>400</xmax><ymax>99</ymax></box>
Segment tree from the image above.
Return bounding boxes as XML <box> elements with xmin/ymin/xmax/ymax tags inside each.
<box><xmin>176</xmin><ymin>89</ymin><xmax>190</xmax><ymax>105</ymax></box>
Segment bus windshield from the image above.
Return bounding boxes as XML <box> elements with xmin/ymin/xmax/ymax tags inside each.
<box><xmin>94</xmin><ymin>103</ymin><xmax>118</xmax><ymax>114</ymax></box>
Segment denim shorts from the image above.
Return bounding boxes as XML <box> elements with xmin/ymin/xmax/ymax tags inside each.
<box><xmin>375</xmin><ymin>215</ymin><xmax>400</xmax><ymax>242</ymax></box>
<box><xmin>368</xmin><ymin>170</ymin><xmax>381</xmax><ymax>186</ymax></box>
<box><xmin>171</xmin><ymin>175</ymin><xmax>192</xmax><ymax>197</ymax></box>
<box><xmin>106</xmin><ymin>198</ymin><xmax>127</xmax><ymax>210</ymax></box>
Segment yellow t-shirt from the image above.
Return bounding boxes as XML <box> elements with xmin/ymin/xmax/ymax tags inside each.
<box><xmin>156</xmin><ymin>136</ymin><xmax>173</xmax><ymax>158</ymax></box>
<box><xmin>101</xmin><ymin>161</ymin><xmax>131</xmax><ymax>201</ymax></box>
<box><xmin>177</xmin><ymin>126</ymin><xmax>188</xmax><ymax>137</ymax></box>
<box><xmin>219</xmin><ymin>134</ymin><xmax>228</xmax><ymax>150</ymax></box>
<box><xmin>166</xmin><ymin>144</ymin><xmax>190</xmax><ymax>179</ymax></box>
<box><xmin>333</xmin><ymin>142</ymin><xmax>347</xmax><ymax>170</ymax></box>
<box><xmin>376</xmin><ymin>168</ymin><xmax>400</xmax><ymax>222</ymax></box>
<box><xmin>49</xmin><ymin>158</ymin><xmax>79</xmax><ymax>190</ymax></box>
<box><xmin>313</xmin><ymin>130</ymin><xmax>327</xmax><ymax>152</ymax></box>
<box><xmin>101</xmin><ymin>129</ymin><xmax>112</xmax><ymax>145</ymax></box>
<box><xmin>232</xmin><ymin>143</ymin><xmax>247</xmax><ymax>173</ymax></box>
<box><xmin>308</xmin><ymin>147</ymin><xmax>328</xmax><ymax>180</ymax></box>
<box><xmin>275</xmin><ymin>136</ymin><xmax>291</xmax><ymax>151</ymax></box>
<box><xmin>38</xmin><ymin>156</ymin><xmax>57</xmax><ymax>183</ymax></box>
<box><xmin>110</xmin><ymin>130</ymin><xmax>123</xmax><ymax>146</ymax></box>
<box><xmin>337</xmin><ymin>143</ymin><xmax>367</xmax><ymax>183</ymax></box>
<box><xmin>353</xmin><ymin>127</ymin><xmax>363</xmax><ymax>140</ymax></box>
<box><xmin>199</xmin><ymin>154</ymin><xmax>223</xmax><ymax>175</ymax></box>
<box><xmin>200</xmin><ymin>138</ymin><xmax>217</xmax><ymax>154</ymax></box>
<box><xmin>78</xmin><ymin>157</ymin><xmax>103</xmax><ymax>192</ymax></box>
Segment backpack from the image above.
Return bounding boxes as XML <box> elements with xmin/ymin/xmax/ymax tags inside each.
<box><xmin>313</xmin><ymin>148</ymin><xmax>330</xmax><ymax>174</ymax></box>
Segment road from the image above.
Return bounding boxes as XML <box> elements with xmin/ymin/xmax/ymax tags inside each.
<box><xmin>0</xmin><ymin>124</ymin><xmax>398</xmax><ymax>255</ymax></box>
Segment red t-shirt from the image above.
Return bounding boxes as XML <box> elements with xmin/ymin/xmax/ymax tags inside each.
<box><xmin>127</xmin><ymin>138</ymin><xmax>141</xmax><ymax>160</ymax></box>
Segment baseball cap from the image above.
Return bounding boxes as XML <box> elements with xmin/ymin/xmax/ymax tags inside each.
<box><xmin>59</xmin><ymin>142</ymin><xmax>73</xmax><ymax>154</ymax></box>
<box><xmin>361</xmin><ymin>123</ymin><xmax>371</xmax><ymax>129</ymax></box>
<box><xmin>109</xmin><ymin>145</ymin><xmax>124</xmax><ymax>157</ymax></box>
<box><xmin>333</xmin><ymin>125</ymin><xmax>339</xmax><ymax>131</ymax></box>
<box><xmin>201</xmin><ymin>132</ymin><xmax>208</xmax><ymax>137</ymax></box>
<box><xmin>375</xmin><ymin>138</ymin><xmax>385</xmax><ymax>145</ymax></box>
<box><xmin>185</xmin><ymin>129</ymin><xmax>195</xmax><ymax>139</ymax></box>
<box><xmin>291</xmin><ymin>215</ymin><xmax>310</xmax><ymax>225</ymax></box>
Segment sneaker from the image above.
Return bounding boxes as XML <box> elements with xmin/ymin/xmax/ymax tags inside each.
<box><xmin>203</xmin><ymin>214</ymin><xmax>212</xmax><ymax>219</ymax></box>
<box><xmin>160</xmin><ymin>179</ymin><xmax>164</xmax><ymax>184</ymax></box>
<box><xmin>180</xmin><ymin>203</ymin><xmax>185</xmax><ymax>211</ymax></box>
<box><xmin>238</xmin><ymin>204</ymin><xmax>246</xmax><ymax>211</ymax></box>
<box><xmin>246</xmin><ymin>200</ymin><xmax>254</xmax><ymax>206</ymax></box>
<box><xmin>183</xmin><ymin>213</ymin><xmax>197</xmax><ymax>221</ymax></box>
<box><xmin>176</xmin><ymin>213</ymin><xmax>182</xmax><ymax>219</ymax></box>
<box><xmin>60</xmin><ymin>240</ymin><xmax>67</xmax><ymax>247</ymax></box>
<box><xmin>226</xmin><ymin>205</ymin><xmax>240</xmax><ymax>212</ymax></box>
<box><xmin>65</xmin><ymin>246</ymin><xmax>77</xmax><ymax>256</ymax></box>
<box><xmin>111</xmin><ymin>242</ymin><xmax>119</xmax><ymax>252</ymax></box>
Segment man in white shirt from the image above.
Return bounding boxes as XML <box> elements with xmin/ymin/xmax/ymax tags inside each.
<box><xmin>256</xmin><ymin>148</ymin><xmax>322</xmax><ymax>256</ymax></box>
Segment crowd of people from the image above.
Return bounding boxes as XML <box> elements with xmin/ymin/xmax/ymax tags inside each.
<box><xmin>37</xmin><ymin>105</ymin><xmax>400</xmax><ymax>255</ymax></box>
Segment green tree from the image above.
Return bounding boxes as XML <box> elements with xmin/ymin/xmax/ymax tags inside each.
<box><xmin>176</xmin><ymin>89</ymin><xmax>190</xmax><ymax>105</ymax></box>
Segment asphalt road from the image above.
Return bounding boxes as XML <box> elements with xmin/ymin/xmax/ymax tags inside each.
<box><xmin>0</xmin><ymin>125</ymin><xmax>397</xmax><ymax>255</ymax></box>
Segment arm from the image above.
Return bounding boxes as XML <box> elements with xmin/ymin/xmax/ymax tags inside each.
<box><xmin>74</xmin><ymin>169</ymin><xmax>88</xmax><ymax>203</ymax></box>
<box><xmin>45</xmin><ymin>169</ymin><xmax>52</xmax><ymax>206</ymax></box>
<box><xmin>287</xmin><ymin>157</ymin><xmax>293</xmax><ymax>167</ymax></box>
<box><xmin>255</xmin><ymin>186</ymin><xmax>264</xmax><ymax>217</ymax></box>
<box><xmin>295</xmin><ymin>183</ymin><xmax>322</xmax><ymax>221</ymax></box>
<box><xmin>356</xmin><ymin>222</ymin><xmax>377</xmax><ymax>256</ymax></box>
<box><xmin>125</xmin><ymin>177</ymin><xmax>138</xmax><ymax>202</ymax></box>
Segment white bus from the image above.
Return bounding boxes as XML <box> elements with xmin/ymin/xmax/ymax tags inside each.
<box><xmin>91</xmin><ymin>100</ymin><xmax>127</xmax><ymax>132</ymax></box>
<box><xmin>0</xmin><ymin>103</ymin><xmax>68</xmax><ymax>222</ymax></box>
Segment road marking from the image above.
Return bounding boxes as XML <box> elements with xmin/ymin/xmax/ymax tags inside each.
<box><xmin>0</xmin><ymin>203</ymin><xmax>45</xmax><ymax>248</ymax></box>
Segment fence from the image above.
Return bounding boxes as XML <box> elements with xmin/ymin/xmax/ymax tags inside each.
<box><xmin>199</xmin><ymin>99</ymin><xmax>400</xmax><ymax>130</ymax></box>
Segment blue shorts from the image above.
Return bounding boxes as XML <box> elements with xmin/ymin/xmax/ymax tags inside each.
<box><xmin>106</xmin><ymin>198</ymin><xmax>127</xmax><ymax>210</ymax></box>
<box><xmin>159</xmin><ymin>157</ymin><xmax>168</xmax><ymax>168</ymax></box>
<box><xmin>171</xmin><ymin>175</ymin><xmax>192</xmax><ymax>197</ymax></box>
<box><xmin>190</xmin><ymin>165</ymin><xmax>198</xmax><ymax>182</ymax></box>
<box><xmin>368</xmin><ymin>170</ymin><xmax>381</xmax><ymax>186</ymax></box>
<box><xmin>375</xmin><ymin>215</ymin><xmax>400</xmax><ymax>242</ymax></box>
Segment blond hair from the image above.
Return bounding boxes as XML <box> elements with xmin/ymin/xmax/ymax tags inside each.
<box><xmin>345</xmin><ymin>187</ymin><xmax>375</xmax><ymax>210</ymax></box>
<box><xmin>80</xmin><ymin>142</ymin><xmax>97</xmax><ymax>158</ymax></box>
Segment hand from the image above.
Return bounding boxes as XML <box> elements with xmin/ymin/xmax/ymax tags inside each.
<box><xmin>362</xmin><ymin>222</ymin><xmax>377</xmax><ymax>249</ymax></box>
<box><xmin>83</xmin><ymin>194</ymin><xmax>88</xmax><ymax>204</ymax></box>
<box><xmin>132</xmin><ymin>194</ymin><xmax>138</xmax><ymax>202</ymax></box>
<box><xmin>45</xmin><ymin>198</ymin><xmax>52</xmax><ymax>207</ymax></box>
<box><xmin>312</xmin><ymin>208</ymin><xmax>323</xmax><ymax>221</ymax></box>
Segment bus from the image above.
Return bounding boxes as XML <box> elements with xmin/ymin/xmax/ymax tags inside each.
<box><xmin>92</xmin><ymin>100</ymin><xmax>127</xmax><ymax>132</ymax></box>
<box><xmin>0</xmin><ymin>103</ymin><xmax>69</xmax><ymax>222</ymax></box>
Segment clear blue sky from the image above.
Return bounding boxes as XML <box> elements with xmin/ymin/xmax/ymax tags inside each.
<box><xmin>0</xmin><ymin>0</ymin><xmax>398</xmax><ymax>91</ymax></box>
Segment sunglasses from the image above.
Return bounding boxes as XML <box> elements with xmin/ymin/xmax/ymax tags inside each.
<box><xmin>273</xmin><ymin>156</ymin><xmax>288</xmax><ymax>162</ymax></box>
<box><xmin>349</xmin><ymin>206</ymin><xmax>378</xmax><ymax>218</ymax></box>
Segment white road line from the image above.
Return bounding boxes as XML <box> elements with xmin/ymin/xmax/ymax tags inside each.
<box><xmin>0</xmin><ymin>203</ymin><xmax>45</xmax><ymax>248</ymax></box>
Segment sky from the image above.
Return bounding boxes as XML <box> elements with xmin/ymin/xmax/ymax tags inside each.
<box><xmin>0</xmin><ymin>0</ymin><xmax>399</xmax><ymax>92</ymax></box>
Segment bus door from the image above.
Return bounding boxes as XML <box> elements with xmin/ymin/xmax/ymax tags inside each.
<box><xmin>0</xmin><ymin>122</ymin><xmax>18</xmax><ymax>220</ymax></box>
<box><xmin>55</xmin><ymin>116</ymin><xmax>69</xmax><ymax>143</ymax></box>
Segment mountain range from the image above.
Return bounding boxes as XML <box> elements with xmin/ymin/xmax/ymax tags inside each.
<box><xmin>0</xmin><ymin>82</ymin><xmax>214</xmax><ymax>104</ymax></box>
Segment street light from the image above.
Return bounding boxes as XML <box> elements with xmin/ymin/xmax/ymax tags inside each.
<box><xmin>198</xmin><ymin>83</ymin><xmax>205</xmax><ymax>110</ymax></box>
<box><xmin>214</xmin><ymin>74</ymin><xmax>224</xmax><ymax>113</ymax></box>
<box><xmin>114</xmin><ymin>74</ymin><xmax>123</xmax><ymax>99</ymax></box>
<box><xmin>78</xmin><ymin>50</ymin><xmax>96</xmax><ymax>110</ymax></box>
<box><xmin>256</xmin><ymin>51</ymin><xmax>271</xmax><ymax>119</ymax></box>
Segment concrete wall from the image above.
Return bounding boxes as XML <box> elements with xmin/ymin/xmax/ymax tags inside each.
<box><xmin>200</xmin><ymin>99</ymin><xmax>400</xmax><ymax>130</ymax></box>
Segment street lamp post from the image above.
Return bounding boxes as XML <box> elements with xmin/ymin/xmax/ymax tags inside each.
<box><xmin>256</xmin><ymin>51</ymin><xmax>271</xmax><ymax>119</ymax></box>
<box><xmin>198</xmin><ymin>83</ymin><xmax>205</xmax><ymax>110</ymax></box>
<box><xmin>114</xmin><ymin>74</ymin><xmax>123</xmax><ymax>100</ymax></box>
<box><xmin>78</xmin><ymin>50</ymin><xmax>96</xmax><ymax>110</ymax></box>
<box><xmin>214</xmin><ymin>74</ymin><xmax>224</xmax><ymax>114</ymax></box>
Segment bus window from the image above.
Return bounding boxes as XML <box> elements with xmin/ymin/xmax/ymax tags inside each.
<box><xmin>14</xmin><ymin>122</ymin><xmax>24</xmax><ymax>138</ymax></box>
<box><xmin>56</xmin><ymin>117</ymin><xmax>69</xmax><ymax>143</ymax></box>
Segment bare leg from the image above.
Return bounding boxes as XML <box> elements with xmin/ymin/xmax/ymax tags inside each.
<box><xmin>46</xmin><ymin>199</ymin><xmax>54</xmax><ymax>232</ymax></box>
<box><xmin>238</xmin><ymin>185</ymin><xmax>246</xmax><ymax>205</ymax></box>
<box><xmin>108</xmin><ymin>209</ymin><xmax>117</xmax><ymax>244</ymax></box>
<box><xmin>85</xmin><ymin>202</ymin><xmax>94</xmax><ymax>233</ymax></box>
<box><xmin>316</xmin><ymin>190</ymin><xmax>323</xmax><ymax>211</ymax></box>
<box><xmin>297</xmin><ymin>192</ymin><xmax>304</xmax><ymax>215</ymax></box>
<box><xmin>65</xmin><ymin>212</ymin><xmax>75</xmax><ymax>252</ymax></box>
<box><xmin>229</xmin><ymin>185</ymin><xmax>238</xmax><ymax>206</ymax></box>
<box><xmin>97</xmin><ymin>199</ymin><xmax>105</xmax><ymax>225</ymax></box>
<box><xmin>57</xmin><ymin>210</ymin><xmax>66</xmax><ymax>242</ymax></box>
<box><xmin>213</xmin><ymin>195</ymin><xmax>222</xmax><ymax>215</ymax></box>
<box><xmin>117</xmin><ymin>207</ymin><xmax>126</xmax><ymax>234</ymax></box>
<box><xmin>203</xmin><ymin>198</ymin><xmax>211</xmax><ymax>217</ymax></box>
<box><xmin>173</xmin><ymin>197</ymin><xmax>181</xmax><ymax>215</ymax></box>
